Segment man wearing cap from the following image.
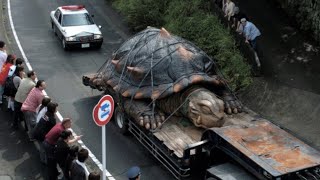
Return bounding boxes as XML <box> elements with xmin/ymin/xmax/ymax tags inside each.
<box><xmin>240</xmin><ymin>18</ymin><xmax>261</xmax><ymax>67</ymax></box>
<box><xmin>127</xmin><ymin>166</ymin><xmax>141</xmax><ymax>180</ymax></box>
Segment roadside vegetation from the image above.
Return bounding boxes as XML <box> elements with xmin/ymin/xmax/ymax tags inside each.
<box><xmin>276</xmin><ymin>0</ymin><xmax>320</xmax><ymax>43</ymax></box>
<box><xmin>110</xmin><ymin>0</ymin><xmax>252</xmax><ymax>91</ymax></box>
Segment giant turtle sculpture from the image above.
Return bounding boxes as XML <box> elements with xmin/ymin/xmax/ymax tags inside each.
<box><xmin>88</xmin><ymin>27</ymin><xmax>242</xmax><ymax>130</ymax></box>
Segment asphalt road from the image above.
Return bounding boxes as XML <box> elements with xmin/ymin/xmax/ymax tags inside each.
<box><xmin>9</xmin><ymin>0</ymin><xmax>175</xmax><ymax>179</ymax></box>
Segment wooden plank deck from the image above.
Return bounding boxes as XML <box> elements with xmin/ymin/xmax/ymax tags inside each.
<box><xmin>153</xmin><ymin>117</ymin><xmax>204</xmax><ymax>158</ymax></box>
<box><xmin>152</xmin><ymin>109</ymin><xmax>259</xmax><ymax>158</ymax></box>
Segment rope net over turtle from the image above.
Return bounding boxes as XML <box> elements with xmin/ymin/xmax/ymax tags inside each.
<box><xmin>95</xmin><ymin>27</ymin><xmax>222</xmax><ymax>101</ymax></box>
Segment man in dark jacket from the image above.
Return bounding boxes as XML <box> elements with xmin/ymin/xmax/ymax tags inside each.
<box><xmin>55</xmin><ymin>130</ymin><xmax>73</xmax><ymax>179</ymax></box>
<box><xmin>70</xmin><ymin>148</ymin><xmax>89</xmax><ymax>180</ymax></box>
<box><xmin>33</xmin><ymin>102</ymin><xmax>58</xmax><ymax>141</ymax></box>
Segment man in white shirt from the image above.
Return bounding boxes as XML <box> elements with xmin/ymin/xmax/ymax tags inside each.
<box><xmin>0</xmin><ymin>41</ymin><xmax>8</xmax><ymax>104</ymax></box>
<box><xmin>36</xmin><ymin>96</ymin><xmax>51</xmax><ymax>123</ymax></box>
<box><xmin>224</xmin><ymin>0</ymin><xmax>235</xmax><ymax>21</ymax></box>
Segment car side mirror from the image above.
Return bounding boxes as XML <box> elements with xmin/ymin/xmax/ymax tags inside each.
<box><xmin>98</xmin><ymin>25</ymin><xmax>102</xmax><ymax>29</ymax></box>
<box><xmin>91</xmin><ymin>14</ymin><xmax>95</xmax><ymax>18</ymax></box>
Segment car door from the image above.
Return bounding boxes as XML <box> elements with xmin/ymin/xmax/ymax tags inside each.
<box><xmin>52</xmin><ymin>9</ymin><xmax>63</xmax><ymax>39</ymax></box>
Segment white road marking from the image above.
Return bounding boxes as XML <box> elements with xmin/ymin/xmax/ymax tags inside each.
<box><xmin>6</xmin><ymin>0</ymin><xmax>115</xmax><ymax>179</ymax></box>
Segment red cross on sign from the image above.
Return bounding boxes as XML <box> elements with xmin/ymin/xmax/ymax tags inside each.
<box><xmin>92</xmin><ymin>95</ymin><xmax>115</xmax><ymax>126</ymax></box>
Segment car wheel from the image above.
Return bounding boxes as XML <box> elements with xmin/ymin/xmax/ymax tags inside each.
<box><xmin>62</xmin><ymin>39</ymin><xmax>69</xmax><ymax>50</ymax></box>
<box><xmin>114</xmin><ymin>106</ymin><xmax>130</xmax><ymax>135</ymax></box>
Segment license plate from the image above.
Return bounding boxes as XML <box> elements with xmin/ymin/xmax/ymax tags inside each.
<box><xmin>81</xmin><ymin>43</ymin><xmax>90</xmax><ymax>48</ymax></box>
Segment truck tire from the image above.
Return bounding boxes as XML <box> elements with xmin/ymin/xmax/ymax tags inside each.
<box><xmin>114</xmin><ymin>106</ymin><xmax>130</xmax><ymax>135</ymax></box>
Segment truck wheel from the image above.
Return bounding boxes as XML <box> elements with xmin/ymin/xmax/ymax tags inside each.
<box><xmin>114</xmin><ymin>107</ymin><xmax>129</xmax><ymax>135</ymax></box>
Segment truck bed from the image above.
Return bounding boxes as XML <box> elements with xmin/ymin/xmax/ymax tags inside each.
<box><xmin>153</xmin><ymin>110</ymin><xmax>258</xmax><ymax>159</ymax></box>
<box><xmin>203</xmin><ymin>118</ymin><xmax>320</xmax><ymax>179</ymax></box>
<box><xmin>153</xmin><ymin>117</ymin><xmax>204</xmax><ymax>158</ymax></box>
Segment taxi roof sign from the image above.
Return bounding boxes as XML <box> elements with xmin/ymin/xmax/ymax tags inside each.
<box><xmin>61</xmin><ymin>5</ymin><xmax>85</xmax><ymax>11</ymax></box>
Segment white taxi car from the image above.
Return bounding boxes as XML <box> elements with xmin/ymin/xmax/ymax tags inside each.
<box><xmin>50</xmin><ymin>5</ymin><xmax>103</xmax><ymax>50</ymax></box>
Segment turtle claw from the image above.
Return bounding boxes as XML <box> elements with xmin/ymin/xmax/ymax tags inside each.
<box><xmin>138</xmin><ymin>113</ymin><xmax>165</xmax><ymax>130</ymax></box>
<box><xmin>223</xmin><ymin>93</ymin><xmax>242</xmax><ymax>115</ymax></box>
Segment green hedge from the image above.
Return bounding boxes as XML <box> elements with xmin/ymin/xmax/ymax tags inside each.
<box><xmin>111</xmin><ymin>0</ymin><xmax>252</xmax><ymax>91</ymax></box>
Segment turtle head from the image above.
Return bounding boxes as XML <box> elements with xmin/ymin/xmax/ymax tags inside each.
<box><xmin>187</xmin><ymin>88</ymin><xmax>225</xmax><ymax>128</ymax></box>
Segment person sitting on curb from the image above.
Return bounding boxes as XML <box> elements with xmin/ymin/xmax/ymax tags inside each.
<box><xmin>240</xmin><ymin>18</ymin><xmax>262</xmax><ymax>68</ymax></box>
<box><xmin>127</xmin><ymin>166</ymin><xmax>141</xmax><ymax>180</ymax></box>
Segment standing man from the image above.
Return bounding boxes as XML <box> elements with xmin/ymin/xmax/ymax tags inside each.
<box><xmin>21</xmin><ymin>80</ymin><xmax>46</xmax><ymax>140</ymax></box>
<box><xmin>224</xmin><ymin>0</ymin><xmax>236</xmax><ymax>21</ymax></box>
<box><xmin>13</xmin><ymin>71</ymin><xmax>36</xmax><ymax>129</ymax></box>
<box><xmin>240</xmin><ymin>18</ymin><xmax>262</xmax><ymax>67</ymax></box>
<box><xmin>43</xmin><ymin>118</ymin><xmax>81</xmax><ymax>180</ymax></box>
<box><xmin>0</xmin><ymin>41</ymin><xmax>8</xmax><ymax>104</ymax></box>
<box><xmin>70</xmin><ymin>148</ymin><xmax>90</xmax><ymax>180</ymax></box>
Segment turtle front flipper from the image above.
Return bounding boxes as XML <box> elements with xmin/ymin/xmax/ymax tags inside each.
<box><xmin>123</xmin><ymin>99</ymin><xmax>165</xmax><ymax>130</ymax></box>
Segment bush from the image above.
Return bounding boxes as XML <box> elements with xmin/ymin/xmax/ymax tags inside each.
<box><xmin>112</xmin><ymin>0</ymin><xmax>168</xmax><ymax>32</ymax></box>
<box><xmin>112</xmin><ymin>0</ymin><xmax>252</xmax><ymax>91</ymax></box>
<box><xmin>277</xmin><ymin>0</ymin><xmax>320</xmax><ymax>43</ymax></box>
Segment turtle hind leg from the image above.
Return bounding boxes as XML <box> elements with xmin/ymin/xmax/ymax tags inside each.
<box><xmin>123</xmin><ymin>99</ymin><xmax>165</xmax><ymax>130</ymax></box>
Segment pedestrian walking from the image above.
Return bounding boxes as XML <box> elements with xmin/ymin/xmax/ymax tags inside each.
<box><xmin>21</xmin><ymin>80</ymin><xmax>46</xmax><ymax>141</ymax></box>
<box><xmin>240</xmin><ymin>18</ymin><xmax>262</xmax><ymax>67</ymax></box>
<box><xmin>88</xmin><ymin>171</ymin><xmax>101</xmax><ymax>180</ymax></box>
<box><xmin>70</xmin><ymin>148</ymin><xmax>89</xmax><ymax>180</ymax></box>
<box><xmin>13</xmin><ymin>71</ymin><xmax>36</xmax><ymax>130</ymax></box>
<box><xmin>127</xmin><ymin>166</ymin><xmax>141</xmax><ymax>180</ymax></box>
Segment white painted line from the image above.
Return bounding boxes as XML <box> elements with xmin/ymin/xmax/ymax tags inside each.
<box><xmin>6</xmin><ymin>1</ymin><xmax>115</xmax><ymax>179</ymax></box>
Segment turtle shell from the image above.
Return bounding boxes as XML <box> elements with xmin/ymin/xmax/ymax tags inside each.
<box><xmin>99</xmin><ymin>27</ymin><xmax>220</xmax><ymax>100</ymax></box>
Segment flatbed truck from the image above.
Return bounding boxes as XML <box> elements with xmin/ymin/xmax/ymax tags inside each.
<box><xmin>84</xmin><ymin>74</ymin><xmax>320</xmax><ymax>180</ymax></box>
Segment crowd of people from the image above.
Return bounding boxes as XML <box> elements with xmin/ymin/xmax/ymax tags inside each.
<box><xmin>0</xmin><ymin>40</ymin><xmax>101</xmax><ymax>180</ymax></box>
<box><xmin>214</xmin><ymin>0</ymin><xmax>262</xmax><ymax>68</ymax></box>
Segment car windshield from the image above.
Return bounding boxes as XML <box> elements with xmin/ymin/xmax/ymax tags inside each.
<box><xmin>62</xmin><ymin>13</ymin><xmax>94</xmax><ymax>26</ymax></box>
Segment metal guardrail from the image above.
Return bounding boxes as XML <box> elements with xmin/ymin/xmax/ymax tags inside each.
<box><xmin>128</xmin><ymin>120</ymin><xmax>190</xmax><ymax>180</ymax></box>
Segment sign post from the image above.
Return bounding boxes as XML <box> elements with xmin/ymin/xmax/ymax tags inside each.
<box><xmin>92</xmin><ymin>95</ymin><xmax>115</xmax><ymax>180</ymax></box>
